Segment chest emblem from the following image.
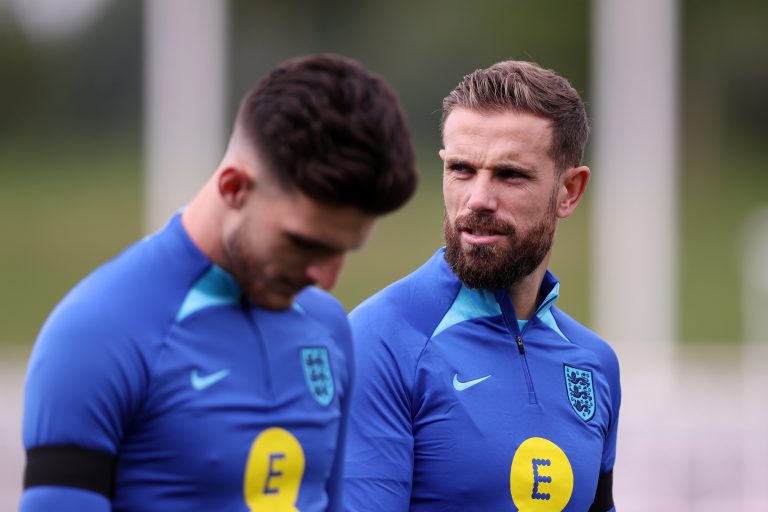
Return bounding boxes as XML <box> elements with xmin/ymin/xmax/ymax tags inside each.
<box><xmin>564</xmin><ymin>365</ymin><xmax>595</xmax><ymax>421</ymax></box>
<box><xmin>300</xmin><ymin>347</ymin><xmax>334</xmax><ymax>406</ymax></box>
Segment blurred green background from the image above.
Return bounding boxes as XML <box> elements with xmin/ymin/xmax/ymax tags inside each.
<box><xmin>1</xmin><ymin>0</ymin><xmax>767</xmax><ymax>347</ymax></box>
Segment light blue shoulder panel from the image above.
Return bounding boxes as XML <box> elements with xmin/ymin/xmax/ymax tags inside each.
<box><xmin>176</xmin><ymin>265</ymin><xmax>241</xmax><ymax>322</ymax></box>
<box><xmin>432</xmin><ymin>286</ymin><xmax>501</xmax><ymax>339</ymax></box>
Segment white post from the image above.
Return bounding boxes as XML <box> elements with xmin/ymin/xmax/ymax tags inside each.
<box><xmin>591</xmin><ymin>0</ymin><xmax>679</xmax><ymax>347</ymax></box>
<box><xmin>741</xmin><ymin>208</ymin><xmax>768</xmax><ymax>512</ymax></box>
<box><xmin>742</xmin><ymin>208</ymin><xmax>768</xmax><ymax>344</ymax></box>
<box><xmin>592</xmin><ymin>2</ymin><xmax>683</xmax><ymax>507</ymax></box>
<box><xmin>143</xmin><ymin>0</ymin><xmax>228</xmax><ymax>232</ymax></box>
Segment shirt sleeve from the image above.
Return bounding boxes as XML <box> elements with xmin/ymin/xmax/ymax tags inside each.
<box><xmin>602</xmin><ymin>348</ymin><xmax>621</xmax><ymax>473</ymax></box>
<box><xmin>343</xmin><ymin>310</ymin><xmax>415</xmax><ymax>512</ymax></box>
<box><xmin>593</xmin><ymin>346</ymin><xmax>621</xmax><ymax>511</ymax></box>
<box><xmin>21</xmin><ymin>298</ymin><xmax>149</xmax><ymax>511</ymax></box>
<box><xmin>20</xmin><ymin>487</ymin><xmax>111</xmax><ymax>512</ymax></box>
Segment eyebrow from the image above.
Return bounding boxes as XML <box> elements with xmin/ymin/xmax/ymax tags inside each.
<box><xmin>286</xmin><ymin>232</ymin><xmax>342</xmax><ymax>254</ymax></box>
<box><xmin>444</xmin><ymin>157</ymin><xmax>536</xmax><ymax>175</ymax></box>
<box><xmin>493</xmin><ymin>162</ymin><xmax>537</xmax><ymax>175</ymax></box>
<box><xmin>444</xmin><ymin>157</ymin><xmax>471</xmax><ymax>167</ymax></box>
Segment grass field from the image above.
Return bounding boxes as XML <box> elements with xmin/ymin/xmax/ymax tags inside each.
<box><xmin>1</xmin><ymin>138</ymin><xmax>766</xmax><ymax>346</ymax></box>
<box><xmin>0</xmin><ymin>139</ymin><xmax>143</xmax><ymax>344</ymax></box>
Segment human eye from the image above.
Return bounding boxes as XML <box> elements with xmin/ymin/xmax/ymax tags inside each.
<box><xmin>446</xmin><ymin>161</ymin><xmax>474</xmax><ymax>177</ymax></box>
<box><xmin>497</xmin><ymin>167</ymin><xmax>531</xmax><ymax>180</ymax></box>
<box><xmin>288</xmin><ymin>234</ymin><xmax>336</xmax><ymax>256</ymax></box>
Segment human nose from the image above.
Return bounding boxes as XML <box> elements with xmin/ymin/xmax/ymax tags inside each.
<box><xmin>465</xmin><ymin>173</ymin><xmax>497</xmax><ymax>213</ymax></box>
<box><xmin>306</xmin><ymin>254</ymin><xmax>345</xmax><ymax>290</ymax></box>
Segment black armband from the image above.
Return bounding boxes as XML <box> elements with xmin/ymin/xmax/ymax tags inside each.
<box><xmin>24</xmin><ymin>445</ymin><xmax>117</xmax><ymax>498</ymax></box>
<box><xmin>588</xmin><ymin>469</ymin><xmax>614</xmax><ymax>512</ymax></box>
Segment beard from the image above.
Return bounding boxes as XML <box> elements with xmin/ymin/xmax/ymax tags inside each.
<box><xmin>444</xmin><ymin>194</ymin><xmax>558</xmax><ymax>291</ymax></box>
<box><xmin>222</xmin><ymin>218</ymin><xmax>311</xmax><ymax>310</ymax></box>
<box><xmin>222</xmin><ymin>220</ymin><xmax>264</xmax><ymax>299</ymax></box>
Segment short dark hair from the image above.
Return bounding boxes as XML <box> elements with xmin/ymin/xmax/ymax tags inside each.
<box><xmin>442</xmin><ymin>60</ymin><xmax>589</xmax><ymax>171</ymax></box>
<box><xmin>237</xmin><ymin>54</ymin><xmax>418</xmax><ymax>214</ymax></box>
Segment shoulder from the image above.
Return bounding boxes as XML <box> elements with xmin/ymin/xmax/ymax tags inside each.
<box><xmin>295</xmin><ymin>286</ymin><xmax>351</xmax><ymax>342</ymax></box>
<box><xmin>296</xmin><ymin>285</ymin><xmax>347</xmax><ymax>321</ymax></box>
<box><xmin>28</xmin><ymin>216</ymin><xmax>212</xmax><ymax>407</ymax></box>
<box><xmin>24</xmin><ymin>218</ymin><xmax>214</xmax><ymax>449</ymax></box>
<box><xmin>349</xmin><ymin>249</ymin><xmax>461</xmax><ymax>356</ymax></box>
<box><xmin>551</xmin><ymin>307</ymin><xmax>620</xmax><ymax>378</ymax></box>
<box><xmin>40</xmin><ymin>217</ymin><xmax>210</xmax><ymax>348</ymax></box>
<box><xmin>350</xmin><ymin>249</ymin><xmax>461</xmax><ymax>341</ymax></box>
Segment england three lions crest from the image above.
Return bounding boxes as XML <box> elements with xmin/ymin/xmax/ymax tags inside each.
<box><xmin>564</xmin><ymin>365</ymin><xmax>595</xmax><ymax>421</ymax></box>
<box><xmin>300</xmin><ymin>347</ymin><xmax>334</xmax><ymax>406</ymax></box>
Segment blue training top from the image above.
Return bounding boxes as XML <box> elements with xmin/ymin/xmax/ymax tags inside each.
<box><xmin>22</xmin><ymin>214</ymin><xmax>353</xmax><ymax>512</ymax></box>
<box><xmin>344</xmin><ymin>248</ymin><xmax>620</xmax><ymax>512</ymax></box>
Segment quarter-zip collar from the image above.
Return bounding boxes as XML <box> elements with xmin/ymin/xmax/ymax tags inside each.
<box><xmin>493</xmin><ymin>270</ymin><xmax>561</xmax><ymax>334</ymax></box>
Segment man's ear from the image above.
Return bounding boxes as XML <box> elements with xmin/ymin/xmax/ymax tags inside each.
<box><xmin>556</xmin><ymin>165</ymin><xmax>590</xmax><ymax>219</ymax></box>
<box><xmin>217</xmin><ymin>166</ymin><xmax>254</xmax><ymax>208</ymax></box>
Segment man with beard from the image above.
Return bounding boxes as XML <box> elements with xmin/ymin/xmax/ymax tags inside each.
<box><xmin>344</xmin><ymin>60</ymin><xmax>620</xmax><ymax>512</ymax></box>
<box><xmin>21</xmin><ymin>54</ymin><xmax>417</xmax><ymax>512</ymax></box>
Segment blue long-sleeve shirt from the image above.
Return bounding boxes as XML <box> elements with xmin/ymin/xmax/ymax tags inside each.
<box><xmin>344</xmin><ymin>249</ymin><xmax>620</xmax><ymax>511</ymax></box>
<box><xmin>22</xmin><ymin>214</ymin><xmax>353</xmax><ymax>511</ymax></box>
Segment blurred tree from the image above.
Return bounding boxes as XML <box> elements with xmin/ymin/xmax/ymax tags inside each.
<box><xmin>0</xmin><ymin>16</ymin><xmax>51</xmax><ymax>140</ymax></box>
<box><xmin>678</xmin><ymin>0</ymin><xmax>768</xmax><ymax>343</ymax></box>
<box><xmin>229</xmin><ymin>0</ymin><xmax>590</xmax><ymax>168</ymax></box>
<box><xmin>0</xmin><ymin>0</ymin><xmax>141</xmax><ymax>144</ymax></box>
<box><xmin>2</xmin><ymin>0</ymin><xmax>766</xmax><ymax>343</ymax></box>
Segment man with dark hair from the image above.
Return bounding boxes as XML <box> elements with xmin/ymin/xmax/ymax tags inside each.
<box><xmin>21</xmin><ymin>54</ymin><xmax>417</xmax><ymax>512</ymax></box>
<box><xmin>344</xmin><ymin>60</ymin><xmax>620</xmax><ymax>511</ymax></box>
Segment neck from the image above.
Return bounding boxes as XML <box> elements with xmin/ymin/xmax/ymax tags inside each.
<box><xmin>181</xmin><ymin>178</ymin><xmax>228</xmax><ymax>267</ymax></box>
<box><xmin>507</xmin><ymin>255</ymin><xmax>551</xmax><ymax>320</ymax></box>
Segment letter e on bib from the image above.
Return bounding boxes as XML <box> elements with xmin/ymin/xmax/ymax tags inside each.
<box><xmin>510</xmin><ymin>437</ymin><xmax>573</xmax><ymax>511</ymax></box>
<box><xmin>243</xmin><ymin>428</ymin><xmax>305</xmax><ymax>511</ymax></box>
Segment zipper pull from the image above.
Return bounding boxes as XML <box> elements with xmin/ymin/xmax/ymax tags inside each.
<box><xmin>516</xmin><ymin>335</ymin><xmax>525</xmax><ymax>354</ymax></box>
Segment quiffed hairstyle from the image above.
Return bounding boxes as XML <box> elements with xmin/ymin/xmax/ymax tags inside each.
<box><xmin>237</xmin><ymin>54</ymin><xmax>418</xmax><ymax>215</ymax></box>
<box><xmin>442</xmin><ymin>60</ymin><xmax>589</xmax><ymax>171</ymax></box>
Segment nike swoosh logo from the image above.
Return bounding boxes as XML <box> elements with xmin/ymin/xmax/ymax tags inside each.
<box><xmin>453</xmin><ymin>373</ymin><xmax>492</xmax><ymax>391</ymax></box>
<box><xmin>191</xmin><ymin>369</ymin><xmax>230</xmax><ymax>390</ymax></box>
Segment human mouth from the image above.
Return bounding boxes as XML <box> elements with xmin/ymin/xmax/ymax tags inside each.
<box><xmin>453</xmin><ymin>212</ymin><xmax>512</xmax><ymax>245</ymax></box>
<box><xmin>460</xmin><ymin>229</ymin><xmax>505</xmax><ymax>244</ymax></box>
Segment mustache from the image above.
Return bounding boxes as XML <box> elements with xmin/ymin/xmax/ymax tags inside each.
<box><xmin>454</xmin><ymin>213</ymin><xmax>515</xmax><ymax>236</ymax></box>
